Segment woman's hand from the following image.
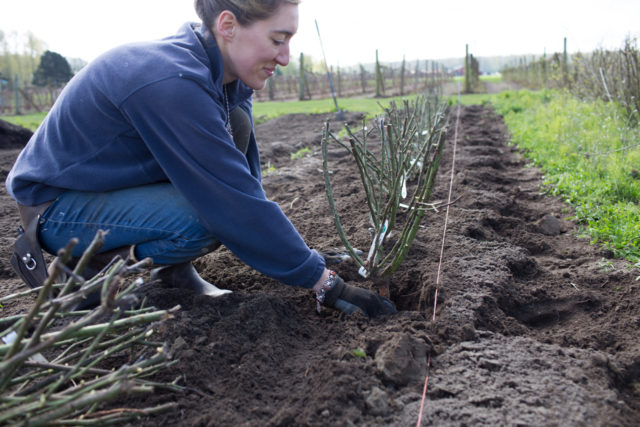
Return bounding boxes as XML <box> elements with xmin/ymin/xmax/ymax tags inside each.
<box><xmin>314</xmin><ymin>269</ymin><xmax>396</xmax><ymax>317</ymax></box>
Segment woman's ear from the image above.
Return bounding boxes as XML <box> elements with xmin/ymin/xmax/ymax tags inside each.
<box><xmin>214</xmin><ymin>10</ymin><xmax>237</xmax><ymax>41</ymax></box>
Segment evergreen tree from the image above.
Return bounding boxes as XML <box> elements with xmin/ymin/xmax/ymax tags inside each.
<box><xmin>32</xmin><ymin>50</ymin><xmax>73</xmax><ymax>87</ymax></box>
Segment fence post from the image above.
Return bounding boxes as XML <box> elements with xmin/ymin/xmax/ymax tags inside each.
<box><xmin>543</xmin><ymin>49</ymin><xmax>548</xmax><ymax>86</ymax></box>
<box><xmin>400</xmin><ymin>56</ymin><xmax>406</xmax><ymax>96</ymax></box>
<box><xmin>0</xmin><ymin>76</ymin><xmax>5</xmax><ymax>113</ymax></box>
<box><xmin>422</xmin><ymin>60</ymin><xmax>427</xmax><ymax>91</ymax></box>
<box><xmin>375</xmin><ymin>50</ymin><xmax>384</xmax><ymax>97</ymax></box>
<box><xmin>431</xmin><ymin>61</ymin><xmax>437</xmax><ymax>93</ymax></box>
<box><xmin>14</xmin><ymin>75</ymin><xmax>22</xmax><ymax>115</ymax></box>
<box><xmin>359</xmin><ymin>64</ymin><xmax>367</xmax><ymax>94</ymax></box>
<box><xmin>298</xmin><ymin>52</ymin><xmax>306</xmax><ymax>100</ymax></box>
<box><xmin>563</xmin><ymin>37</ymin><xmax>569</xmax><ymax>87</ymax></box>
<box><xmin>267</xmin><ymin>76</ymin><xmax>275</xmax><ymax>100</ymax></box>
<box><xmin>464</xmin><ymin>44</ymin><xmax>471</xmax><ymax>93</ymax></box>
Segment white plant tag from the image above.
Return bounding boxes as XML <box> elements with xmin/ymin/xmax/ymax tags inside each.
<box><xmin>401</xmin><ymin>174</ymin><xmax>407</xmax><ymax>199</ymax></box>
<box><xmin>2</xmin><ymin>330</ymin><xmax>49</xmax><ymax>363</ymax></box>
<box><xmin>358</xmin><ymin>266</ymin><xmax>369</xmax><ymax>278</ymax></box>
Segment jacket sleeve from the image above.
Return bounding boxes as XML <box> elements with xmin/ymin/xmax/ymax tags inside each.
<box><xmin>120</xmin><ymin>77</ymin><xmax>325</xmax><ymax>288</ymax></box>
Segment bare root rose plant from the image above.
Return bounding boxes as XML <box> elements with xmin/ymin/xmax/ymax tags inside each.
<box><xmin>322</xmin><ymin>94</ymin><xmax>448</xmax><ymax>295</ymax></box>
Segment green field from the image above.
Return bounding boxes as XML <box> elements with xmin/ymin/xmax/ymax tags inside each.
<box><xmin>0</xmin><ymin>112</ymin><xmax>47</xmax><ymax>132</ymax></box>
<box><xmin>2</xmin><ymin>96</ymin><xmax>425</xmax><ymax>130</ymax></box>
<box><xmin>252</xmin><ymin>95</ymin><xmax>427</xmax><ymax>123</ymax></box>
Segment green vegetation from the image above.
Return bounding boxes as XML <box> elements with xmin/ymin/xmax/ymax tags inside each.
<box><xmin>2</xmin><ymin>95</ymin><xmax>424</xmax><ymax>131</ymax></box>
<box><xmin>450</xmin><ymin>93</ymin><xmax>493</xmax><ymax>106</ymax></box>
<box><xmin>252</xmin><ymin>95</ymin><xmax>423</xmax><ymax>123</ymax></box>
<box><xmin>262</xmin><ymin>161</ymin><xmax>277</xmax><ymax>175</ymax></box>
<box><xmin>597</xmin><ymin>258</ymin><xmax>616</xmax><ymax>273</ymax></box>
<box><xmin>491</xmin><ymin>89</ymin><xmax>640</xmax><ymax>263</ymax></box>
<box><xmin>0</xmin><ymin>112</ymin><xmax>46</xmax><ymax>131</ymax></box>
<box><xmin>479</xmin><ymin>74</ymin><xmax>502</xmax><ymax>83</ymax></box>
<box><xmin>447</xmin><ymin>75</ymin><xmax>501</xmax><ymax>104</ymax></box>
<box><xmin>290</xmin><ymin>146</ymin><xmax>311</xmax><ymax>160</ymax></box>
<box><xmin>353</xmin><ymin>349</ymin><xmax>367</xmax><ymax>358</ymax></box>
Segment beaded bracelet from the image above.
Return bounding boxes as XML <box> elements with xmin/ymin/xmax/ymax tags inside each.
<box><xmin>315</xmin><ymin>270</ymin><xmax>338</xmax><ymax>314</ymax></box>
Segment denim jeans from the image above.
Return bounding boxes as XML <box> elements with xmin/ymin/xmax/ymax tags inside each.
<box><xmin>38</xmin><ymin>108</ymin><xmax>251</xmax><ymax>265</ymax></box>
<box><xmin>39</xmin><ymin>182</ymin><xmax>219</xmax><ymax>265</ymax></box>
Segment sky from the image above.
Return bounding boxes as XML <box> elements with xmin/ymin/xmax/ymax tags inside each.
<box><xmin>0</xmin><ymin>0</ymin><xmax>638</xmax><ymax>67</ymax></box>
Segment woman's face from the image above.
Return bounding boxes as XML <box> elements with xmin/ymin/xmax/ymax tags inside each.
<box><xmin>224</xmin><ymin>4</ymin><xmax>298</xmax><ymax>90</ymax></box>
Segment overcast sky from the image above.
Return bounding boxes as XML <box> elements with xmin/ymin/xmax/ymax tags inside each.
<box><xmin>1</xmin><ymin>0</ymin><xmax>638</xmax><ymax>66</ymax></box>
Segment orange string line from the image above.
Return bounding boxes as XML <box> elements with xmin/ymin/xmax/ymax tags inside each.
<box><xmin>416</xmin><ymin>94</ymin><xmax>462</xmax><ymax>427</ymax></box>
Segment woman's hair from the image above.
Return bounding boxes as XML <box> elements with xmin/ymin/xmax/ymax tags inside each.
<box><xmin>194</xmin><ymin>0</ymin><xmax>300</xmax><ymax>29</ymax></box>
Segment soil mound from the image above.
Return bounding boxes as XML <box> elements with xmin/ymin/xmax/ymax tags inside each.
<box><xmin>0</xmin><ymin>118</ymin><xmax>32</xmax><ymax>149</ymax></box>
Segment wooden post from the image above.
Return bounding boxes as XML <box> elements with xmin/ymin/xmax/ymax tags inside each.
<box><xmin>563</xmin><ymin>37</ymin><xmax>569</xmax><ymax>87</ymax></box>
<box><xmin>376</xmin><ymin>49</ymin><xmax>384</xmax><ymax>97</ymax></box>
<box><xmin>298</xmin><ymin>52</ymin><xmax>305</xmax><ymax>100</ymax></box>
<box><xmin>400</xmin><ymin>55</ymin><xmax>406</xmax><ymax>96</ymax></box>
<box><xmin>431</xmin><ymin>61</ymin><xmax>436</xmax><ymax>93</ymax></box>
<box><xmin>359</xmin><ymin>64</ymin><xmax>367</xmax><ymax>94</ymax></box>
<box><xmin>267</xmin><ymin>76</ymin><xmax>275</xmax><ymax>100</ymax></box>
<box><xmin>464</xmin><ymin>44</ymin><xmax>471</xmax><ymax>93</ymax></box>
<box><xmin>14</xmin><ymin>75</ymin><xmax>22</xmax><ymax>115</ymax></box>
<box><xmin>543</xmin><ymin>49</ymin><xmax>548</xmax><ymax>86</ymax></box>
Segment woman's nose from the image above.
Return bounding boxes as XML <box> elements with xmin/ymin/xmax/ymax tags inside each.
<box><xmin>276</xmin><ymin>44</ymin><xmax>290</xmax><ymax>67</ymax></box>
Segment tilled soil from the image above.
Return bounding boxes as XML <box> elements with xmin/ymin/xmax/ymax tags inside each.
<box><xmin>0</xmin><ymin>105</ymin><xmax>639</xmax><ymax>426</ymax></box>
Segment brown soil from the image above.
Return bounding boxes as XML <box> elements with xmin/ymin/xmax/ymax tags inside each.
<box><xmin>1</xmin><ymin>105</ymin><xmax>639</xmax><ymax>425</ymax></box>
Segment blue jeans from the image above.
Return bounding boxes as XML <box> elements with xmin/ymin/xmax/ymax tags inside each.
<box><xmin>39</xmin><ymin>183</ymin><xmax>219</xmax><ymax>265</ymax></box>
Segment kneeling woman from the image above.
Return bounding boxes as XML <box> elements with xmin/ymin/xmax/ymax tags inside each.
<box><xmin>6</xmin><ymin>0</ymin><xmax>395</xmax><ymax>317</ymax></box>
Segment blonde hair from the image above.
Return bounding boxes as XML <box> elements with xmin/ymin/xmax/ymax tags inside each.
<box><xmin>194</xmin><ymin>0</ymin><xmax>300</xmax><ymax>28</ymax></box>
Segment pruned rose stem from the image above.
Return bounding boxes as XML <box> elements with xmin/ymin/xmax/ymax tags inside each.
<box><xmin>0</xmin><ymin>231</ymin><xmax>180</xmax><ymax>425</ymax></box>
<box><xmin>322</xmin><ymin>94</ymin><xmax>448</xmax><ymax>288</ymax></box>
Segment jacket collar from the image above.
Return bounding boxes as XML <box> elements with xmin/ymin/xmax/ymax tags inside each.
<box><xmin>193</xmin><ymin>23</ymin><xmax>254</xmax><ymax>110</ymax></box>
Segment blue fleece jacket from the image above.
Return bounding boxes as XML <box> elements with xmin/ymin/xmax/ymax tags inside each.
<box><xmin>6</xmin><ymin>23</ymin><xmax>325</xmax><ymax>288</ymax></box>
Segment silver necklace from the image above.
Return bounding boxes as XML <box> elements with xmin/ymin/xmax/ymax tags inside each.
<box><xmin>223</xmin><ymin>85</ymin><xmax>233</xmax><ymax>137</ymax></box>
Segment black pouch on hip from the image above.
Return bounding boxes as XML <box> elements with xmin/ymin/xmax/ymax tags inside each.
<box><xmin>10</xmin><ymin>215</ymin><xmax>49</xmax><ymax>289</ymax></box>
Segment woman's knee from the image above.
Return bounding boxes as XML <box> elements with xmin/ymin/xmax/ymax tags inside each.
<box><xmin>135</xmin><ymin>233</ymin><xmax>221</xmax><ymax>265</ymax></box>
<box><xmin>38</xmin><ymin>183</ymin><xmax>220</xmax><ymax>260</ymax></box>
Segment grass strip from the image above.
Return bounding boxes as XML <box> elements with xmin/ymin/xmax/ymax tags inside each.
<box><xmin>491</xmin><ymin>89</ymin><xmax>640</xmax><ymax>263</ymax></box>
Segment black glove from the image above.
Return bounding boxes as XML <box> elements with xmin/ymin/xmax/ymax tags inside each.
<box><xmin>320</xmin><ymin>248</ymin><xmax>363</xmax><ymax>265</ymax></box>
<box><xmin>317</xmin><ymin>273</ymin><xmax>397</xmax><ymax>318</ymax></box>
